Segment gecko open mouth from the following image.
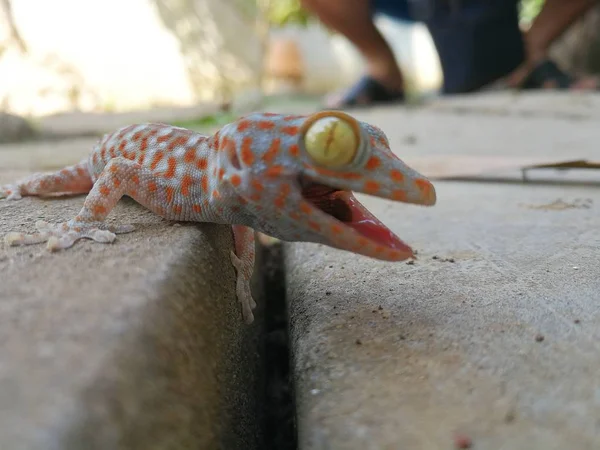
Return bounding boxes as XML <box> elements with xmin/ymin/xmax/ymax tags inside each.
<box><xmin>299</xmin><ymin>179</ymin><xmax>413</xmax><ymax>254</ymax></box>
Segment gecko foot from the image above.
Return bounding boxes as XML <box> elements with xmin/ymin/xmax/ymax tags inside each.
<box><xmin>230</xmin><ymin>250</ymin><xmax>257</xmax><ymax>324</ymax></box>
<box><xmin>0</xmin><ymin>184</ymin><xmax>23</xmax><ymax>200</ymax></box>
<box><xmin>4</xmin><ymin>220</ymin><xmax>135</xmax><ymax>251</ymax></box>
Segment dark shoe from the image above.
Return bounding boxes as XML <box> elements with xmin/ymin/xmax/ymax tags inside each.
<box><xmin>519</xmin><ymin>59</ymin><xmax>599</xmax><ymax>90</ymax></box>
<box><xmin>325</xmin><ymin>76</ymin><xmax>405</xmax><ymax>109</ymax></box>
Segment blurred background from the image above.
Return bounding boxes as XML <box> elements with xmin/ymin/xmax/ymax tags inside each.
<box><xmin>0</xmin><ymin>0</ymin><xmax>599</xmax><ymax>119</ymax></box>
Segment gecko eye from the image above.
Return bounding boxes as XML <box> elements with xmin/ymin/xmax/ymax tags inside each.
<box><xmin>301</xmin><ymin>112</ymin><xmax>367</xmax><ymax>169</ymax></box>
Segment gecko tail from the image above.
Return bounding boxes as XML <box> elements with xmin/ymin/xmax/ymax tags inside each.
<box><xmin>0</xmin><ymin>159</ymin><xmax>93</xmax><ymax>200</ymax></box>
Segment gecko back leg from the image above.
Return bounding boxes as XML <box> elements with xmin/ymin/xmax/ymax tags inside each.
<box><xmin>4</xmin><ymin>157</ymin><xmax>161</xmax><ymax>251</ymax></box>
<box><xmin>0</xmin><ymin>160</ymin><xmax>93</xmax><ymax>200</ymax></box>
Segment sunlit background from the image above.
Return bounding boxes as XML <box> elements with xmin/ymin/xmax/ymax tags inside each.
<box><xmin>0</xmin><ymin>0</ymin><xmax>598</xmax><ymax>117</ymax></box>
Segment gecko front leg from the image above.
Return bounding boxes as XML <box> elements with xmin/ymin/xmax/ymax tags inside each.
<box><xmin>4</xmin><ymin>157</ymin><xmax>152</xmax><ymax>251</ymax></box>
<box><xmin>230</xmin><ymin>225</ymin><xmax>257</xmax><ymax>324</ymax></box>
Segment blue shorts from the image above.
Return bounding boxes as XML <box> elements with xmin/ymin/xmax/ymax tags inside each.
<box><xmin>371</xmin><ymin>0</ymin><xmax>525</xmax><ymax>93</ymax></box>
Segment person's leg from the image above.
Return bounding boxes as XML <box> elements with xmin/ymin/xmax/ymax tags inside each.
<box><xmin>506</xmin><ymin>0</ymin><xmax>599</xmax><ymax>89</ymax></box>
<box><xmin>300</xmin><ymin>0</ymin><xmax>412</xmax><ymax>107</ymax></box>
<box><xmin>423</xmin><ymin>0</ymin><xmax>526</xmax><ymax>94</ymax></box>
<box><xmin>300</xmin><ymin>0</ymin><xmax>404</xmax><ymax>90</ymax></box>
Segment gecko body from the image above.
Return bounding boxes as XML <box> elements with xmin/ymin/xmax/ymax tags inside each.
<box><xmin>1</xmin><ymin>110</ymin><xmax>436</xmax><ymax>323</ymax></box>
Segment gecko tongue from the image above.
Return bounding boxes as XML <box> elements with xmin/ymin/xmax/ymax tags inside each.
<box><xmin>341</xmin><ymin>192</ymin><xmax>414</xmax><ymax>253</ymax></box>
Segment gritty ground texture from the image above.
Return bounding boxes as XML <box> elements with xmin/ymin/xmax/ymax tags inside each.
<box><xmin>0</xmin><ymin>168</ymin><xmax>264</xmax><ymax>449</ymax></box>
<box><xmin>286</xmin><ymin>182</ymin><xmax>600</xmax><ymax>450</ymax></box>
<box><xmin>284</xmin><ymin>92</ymin><xmax>600</xmax><ymax>450</ymax></box>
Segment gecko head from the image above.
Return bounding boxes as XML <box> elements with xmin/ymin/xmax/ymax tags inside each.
<box><xmin>289</xmin><ymin>110</ymin><xmax>435</xmax><ymax>261</ymax></box>
<box><xmin>227</xmin><ymin>110</ymin><xmax>437</xmax><ymax>261</ymax></box>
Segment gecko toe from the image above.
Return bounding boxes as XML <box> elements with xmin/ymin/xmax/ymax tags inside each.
<box><xmin>0</xmin><ymin>185</ymin><xmax>22</xmax><ymax>200</ymax></box>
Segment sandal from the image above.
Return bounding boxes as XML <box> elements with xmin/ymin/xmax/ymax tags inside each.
<box><xmin>519</xmin><ymin>59</ymin><xmax>599</xmax><ymax>90</ymax></box>
<box><xmin>324</xmin><ymin>76</ymin><xmax>405</xmax><ymax>110</ymax></box>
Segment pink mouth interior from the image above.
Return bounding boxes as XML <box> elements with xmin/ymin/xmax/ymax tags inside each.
<box><xmin>301</xmin><ymin>182</ymin><xmax>413</xmax><ymax>253</ymax></box>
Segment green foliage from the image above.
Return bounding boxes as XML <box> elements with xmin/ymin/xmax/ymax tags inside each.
<box><xmin>265</xmin><ymin>0</ymin><xmax>311</xmax><ymax>28</ymax></box>
<box><xmin>519</xmin><ymin>0</ymin><xmax>545</xmax><ymax>24</ymax></box>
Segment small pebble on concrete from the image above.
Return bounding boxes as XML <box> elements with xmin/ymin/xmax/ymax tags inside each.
<box><xmin>454</xmin><ymin>433</ymin><xmax>472</xmax><ymax>448</ymax></box>
<box><xmin>535</xmin><ymin>334</ymin><xmax>545</xmax><ymax>342</ymax></box>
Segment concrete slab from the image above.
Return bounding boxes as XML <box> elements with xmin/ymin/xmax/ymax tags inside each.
<box><xmin>285</xmin><ymin>181</ymin><xmax>600</xmax><ymax>449</ymax></box>
<box><xmin>0</xmin><ymin>170</ymin><xmax>264</xmax><ymax>449</ymax></box>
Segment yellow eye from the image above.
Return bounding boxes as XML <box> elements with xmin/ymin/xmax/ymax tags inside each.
<box><xmin>302</xmin><ymin>113</ymin><xmax>361</xmax><ymax>168</ymax></box>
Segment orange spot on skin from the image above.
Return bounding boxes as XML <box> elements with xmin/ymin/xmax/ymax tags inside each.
<box><xmin>357</xmin><ymin>237</ymin><xmax>369</xmax><ymax>248</ymax></box>
<box><xmin>99</xmin><ymin>185</ymin><xmax>111</xmax><ymax>196</ymax></box>
<box><xmin>197</xmin><ymin>158</ymin><xmax>208</xmax><ymax>170</ymax></box>
<box><xmin>119</xmin><ymin>141</ymin><xmax>126</xmax><ymax>152</ymax></box>
<box><xmin>165</xmin><ymin>186</ymin><xmax>174</xmax><ymax>203</ymax></box>
<box><xmin>76</xmin><ymin>167</ymin><xmax>87</xmax><ymax>177</ymax></box>
<box><xmin>366</xmin><ymin>156</ymin><xmax>381</xmax><ymax>170</ymax></box>
<box><xmin>390</xmin><ymin>169</ymin><xmax>404</xmax><ymax>182</ymax></box>
<box><xmin>265</xmin><ymin>165</ymin><xmax>284</xmax><ymax>177</ymax></box>
<box><xmin>218</xmin><ymin>168</ymin><xmax>225</xmax><ymax>180</ymax></box>
<box><xmin>201</xmin><ymin>176</ymin><xmax>208</xmax><ymax>193</ymax></box>
<box><xmin>148</xmin><ymin>181</ymin><xmax>157</xmax><ymax>192</ymax></box>
<box><xmin>150</xmin><ymin>151</ymin><xmax>164</xmax><ymax>171</ymax></box>
<box><xmin>184</xmin><ymin>147</ymin><xmax>196</xmax><ymax>163</ymax></box>
<box><xmin>415</xmin><ymin>178</ymin><xmax>432</xmax><ymax>194</ymax></box>
<box><xmin>113</xmin><ymin>178</ymin><xmax>121</xmax><ymax>188</ymax></box>
<box><xmin>92</xmin><ymin>153</ymin><xmax>98</xmax><ymax>165</ymax></box>
<box><xmin>109</xmin><ymin>146</ymin><xmax>116</xmax><ymax>158</ymax></box>
<box><xmin>109</xmin><ymin>164</ymin><xmax>118</xmax><ymax>174</ymax></box>
<box><xmin>370</xmin><ymin>136</ymin><xmax>377</xmax><ymax>147</ymax></box>
<box><xmin>262</xmin><ymin>138</ymin><xmax>280</xmax><ymax>163</ymax></box>
<box><xmin>168</xmin><ymin>136</ymin><xmax>188</xmax><ymax>151</ymax></box>
<box><xmin>289</xmin><ymin>144</ymin><xmax>300</xmax><ymax>157</ymax></box>
<box><xmin>284</xmin><ymin>114</ymin><xmax>300</xmax><ymax>121</ymax></box>
<box><xmin>289</xmin><ymin>212</ymin><xmax>301</xmax><ymax>221</ymax></box>
<box><xmin>258</xmin><ymin>121</ymin><xmax>275</xmax><ymax>130</ymax></box>
<box><xmin>241</xmin><ymin>137</ymin><xmax>254</xmax><ymax>166</ymax></box>
<box><xmin>364</xmin><ymin>180</ymin><xmax>380</xmax><ymax>194</ymax></box>
<box><xmin>230</xmin><ymin>174</ymin><xmax>241</xmax><ymax>187</ymax></box>
<box><xmin>391</xmin><ymin>190</ymin><xmax>407</xmax><ymax>201</ymax></box>
<box><xmin>237</xmin><ymin>120</ymin><xmax>252</xmax><ymax>132</ymax></box>
<box><xmin>300</xmin><ymin>203</ymin><xmax>312</xmax><ymax>215</ymax></box>
<box><xmin>92</xmin><ymin>204</ymin><xmax>107</xmax><ymax>215</ymax></box>
<box><xmin>250</xmin><ymin>193</ymin><xmax>261</xmax><ymax>202</ymax></box>
<box><xmin>281</xmin><ymin>126</ymin><xmax>299</xmax><ymax>136</ymax></box>
<box><xmin>140</xmin><ymin>137</ymin><xmax>148</xmax><ymax>152</ymax></box>
<box><xmin>274</xmin><ymin>183</ymin><xmax>291</xmax><ymax>208</ymax></box>
<box><xmin>137</xmin><ymin>153</ymin><xmax>145</xmax><ymax>166</ymax></box>
<box><xmin>181</xmin><ymin>174</ymin><xmax>193</xmax><ymax>196</ymax></box>
<box><xmin>100</xmin><ymin>148</ymin><xmax>107</xmax><ymax>161</ymax></box>
<box><xmin>331</xmin><ymin>224</ymin><xmax>343</xmax><ymax>234</ymax></box>
<box><xmin>173</xmin><ymin>205</ymin><xmax>182</xmax><ymax>215</ymax></box>
<box><xmin>131</xmin><ymin>174</ymin><xmax>140</xmax><ymax>185</ymax></box>
<box><xmin>314</xmin><ymin>166</ymin><xmax>361</xmax><ymax>180</ymax></box>
<box><xmin>308</xmin><ymin>221</ymin><xmax>321</xmax><ymax>232</ymax></box>
<box><xmin>374</xmin><ymin>246</ymin><xmax>386</xmax><ymax>254</ymax></box>
<box><xmin>251</xmin><ymin>180</ymin><xmax>264</xmax><ymax>192</ymax></box>
<box><xmin>132</xmin><ymin>131</ymin><xmax>143</xmax><ymax>141</ymax></box>
<box><xmin>193</xmin><ymin>204</ymin><xmax>202</xmax><ymax>213</ymax></box>
<box><xmin>164</xmin><ymin>157</ymin><xmax>177</xmax><ymax>178</ymax></box>
<box><xmin>212</xmin><ymin>131</ymin><xmax>220</xmax><ymax>149</ymax></box>
<box><xmin>157</xmin><ymin>134</ymin><xmax>171</xmax><ymax>144</ymax></box>
<box><xmin>387</xmin><ymin>249</ymin><xmax>402</xmax><ymax>259</ymax></box>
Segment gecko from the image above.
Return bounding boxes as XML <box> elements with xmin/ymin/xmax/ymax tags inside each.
<box><xmin>0</xmin><ymin>110</ymin><xmax>436</xmax><ymax>324</ymax></box>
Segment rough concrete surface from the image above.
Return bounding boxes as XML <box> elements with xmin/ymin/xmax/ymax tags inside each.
<box><xmin>0</xmin><ymin>170</ymin><xmax>264</xmax><ymax>450</ymax></box>
<box><xmin>286</xmin><ymin>181</ymin><xmax>600</xmax><ymax>449</ymax></box>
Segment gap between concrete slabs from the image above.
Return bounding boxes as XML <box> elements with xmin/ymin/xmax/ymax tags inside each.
<box><xmin>0</xmin><ymin>183</ymin><xmax>266</xmax><ymax>450</ymax></box>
